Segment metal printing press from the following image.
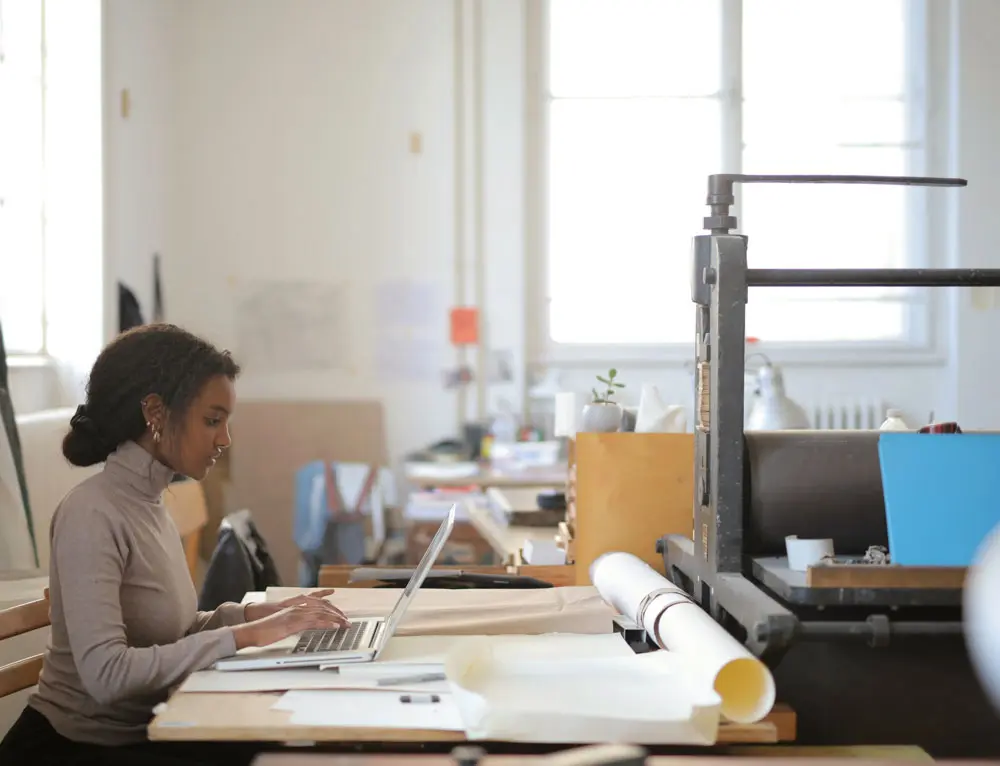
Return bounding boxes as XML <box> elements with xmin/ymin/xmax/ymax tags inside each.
<box><xmin>658</xmin><ymin>174</ymin><xmax>1000</xmax><ymax>756</ymax></box>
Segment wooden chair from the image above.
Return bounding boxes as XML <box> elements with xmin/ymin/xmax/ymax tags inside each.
<box><xmin>0</xmin><ymin>587</ymin><xmax>49</xmax><ymax>699</ymax></box>
<box><xmin>163</xmin><ymin>481</ymin><xmax>209</xmax><ymax>584</ymax></box>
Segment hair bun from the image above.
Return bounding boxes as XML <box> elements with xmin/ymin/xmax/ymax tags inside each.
<box><xmin>63</xmin><ymin>404</ymin><xmax>114</xmax><ymax>467</ymax></box>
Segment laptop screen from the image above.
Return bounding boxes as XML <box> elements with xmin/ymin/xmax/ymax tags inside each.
<box><xmin>378</xmin><ymin>503</ymin><xmax>457</xmax><ymax>646</ymax></box>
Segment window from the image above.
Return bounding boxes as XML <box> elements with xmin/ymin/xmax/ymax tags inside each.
<box><xmin>540</xmin><ymin>0</ymin><xmax>933</xmax><ymax>351</ymax></box>
<box><xmin>0</xmin><ymin>0</ymin><xmax>46</xmax><ymax>355</ymax></box>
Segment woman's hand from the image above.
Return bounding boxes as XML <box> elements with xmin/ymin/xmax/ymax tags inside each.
<box><xmin>243</xmin><ymin>589</ymin><xmax>346</xmax><ymax>624</ymax></box>
<box><xmin>234</xmin><ymin>590</ymin><xmax>350</xmax><ymax>650</ymax></box>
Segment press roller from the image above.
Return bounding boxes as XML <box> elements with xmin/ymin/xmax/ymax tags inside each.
<box><xmin>743</xmin><ymin>430</ymin><xmax>887</xmax><ymax>558</ymax></box>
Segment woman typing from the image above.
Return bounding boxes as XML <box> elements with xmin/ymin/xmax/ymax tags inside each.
<box><xmin>0</xmin><ymin>324</ymin><xmax>348</xmax><ymax>765</ymax></box>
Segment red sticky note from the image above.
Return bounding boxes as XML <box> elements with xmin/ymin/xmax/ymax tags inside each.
<box><xmin>450</xmin><ymin>307</ymin><xmax>479</xmax><ymax>346</ymax></box>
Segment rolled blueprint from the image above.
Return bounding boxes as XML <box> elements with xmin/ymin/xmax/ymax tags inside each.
<box><xmin>590</xmin><ymin>552</ymin><xmax>775</xmax><ymax>724</ymax></box>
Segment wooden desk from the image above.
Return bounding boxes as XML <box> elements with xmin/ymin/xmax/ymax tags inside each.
<box><xmin>318</xmin><ymin>564</ymin><xmax>577</xmax><ymax>588</ymax></box>
<box><xmin>152</xmin><ymin>588</ymin><xmax>794</xmax><ymax>748</ymax></box>
<box><xmin>148</xmin><ymin>692</ymin><xmax>795</xmax><ymax>745</ymax></box>
<box><xmin>254</xmin><ymin>752</ymin><xmax>939</xmax><ymax>766</ymax></box>
<box><xmin>464</xmin><ymin>502</ymin><xmax>559</xmax><ymax>567</ymax></box>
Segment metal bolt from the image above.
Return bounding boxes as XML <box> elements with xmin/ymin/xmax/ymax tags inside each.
<box><xmin>452</xmin><ymin>745</ymin><xmax>487</xmax><ymax>766</ymax></box>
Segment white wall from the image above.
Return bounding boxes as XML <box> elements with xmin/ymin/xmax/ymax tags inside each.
<box><xmin>93</xmin><ymin>0</ymin><xmax>528</xmax><ymax>465</ymax></box>
<box><xmin>10</xmin><ymin>0</ymin><xmax>1000</xmax><ymax>460</ymax></box>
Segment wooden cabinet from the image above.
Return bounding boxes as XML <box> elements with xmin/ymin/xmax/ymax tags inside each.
<box><xmin>566</xmin><ymin>432</ymin><xmax>695</xmax><ymax>585</ymax></box>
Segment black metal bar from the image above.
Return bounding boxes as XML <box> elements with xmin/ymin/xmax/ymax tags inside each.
<box><xmin>706</xmin><ymin>174</ymin><xmax>967</xmax><ymax>207</ymax></box>
<box><xmin>798</xmin><ymin>621</ymin><xmax>962</xmax><ymax>639</ymax></box>
<box><xmin>746</xmin><ymin>268</ymin><xmax>1000</xmax><ymax>287</ymax></box>
<box><xmin>716</xmin><ymin>173</ymin><xmax>967</xmax><ymax>189</ymax></box>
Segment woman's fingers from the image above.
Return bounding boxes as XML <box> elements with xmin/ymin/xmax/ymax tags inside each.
<box><xmin>289</xmin><ymin>605</ymin><xmax>350</xmax><ymax>628</ymax></box>
<box><xmin>282</xmin><ymin>589</ymin><xmax>335</xmax><ymax>604</ymax></box>
<box><xmin>278</xmin><ymin>590</ymin><xmax>344</xmax><ymax>615</ymax></box>
<box><xmin>300</xmin><ymin>597</ymin><xmax>350</xmax><ymax>621</ymax></box>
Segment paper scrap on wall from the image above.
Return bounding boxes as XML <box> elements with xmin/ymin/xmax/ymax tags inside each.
<box><xmin>234</xmin><ymin>280</ymin><xmax>349</xmax><ymax>372</ymax></box>
<box><xmin>372</xmin><ymin>278</ymin><xmax>447</xmax><ymax>383</ymax></box>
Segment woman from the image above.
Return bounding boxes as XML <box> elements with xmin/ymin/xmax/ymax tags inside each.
<box><xmin>0</xmin><ymin>324</ymin><xmax>349</xmax><ymax>765</ymax></box>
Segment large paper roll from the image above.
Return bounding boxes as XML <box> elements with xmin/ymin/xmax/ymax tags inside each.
<box><xmin>590</xmin><ymin>552</ymin><xmax>775</xmax><ymax>724</ymax></box>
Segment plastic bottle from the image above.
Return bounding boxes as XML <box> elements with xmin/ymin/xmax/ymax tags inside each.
<box><xmin>879</xmin><ymin>408</ymin><xmax>910</xmax><ymax>431</ymax></box>
<box><xmin>488</xmin><ymin>400</ymin><xmax>519</xmax><ymax>468</ymax></box>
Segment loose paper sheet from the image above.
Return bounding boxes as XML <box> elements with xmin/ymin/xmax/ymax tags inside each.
<box><xmin>590</xmin><ymin>552</ymin><xmax>775</xmax><ymax>724</ymax></box>
<box><xmin>273</xmin><ymin>689</ymin><xmax>465</xmax><ymax>730</ymax></box>
<box><xmin>234</xmin><ymin>280</ymin><xmax>349</xmax><ymax>372</ymax></box>
<box><xmin>444</xmin><ymin>637</ymin><xmax>721</xmax><ymax>743</ymax></box>
<box><xmin>265</xmin><ymin>586</ymin><xmax>614</xmax><ymax>636</ymax></box>
<box><xmin>181</xmin><ymin>633</ymin><xmax>632</xmax><ymax>693</ymax></box>
<box><xmin>373</xmin><ymin>279</ymin><xmax>447</xmax><ymax>383</ymax></box>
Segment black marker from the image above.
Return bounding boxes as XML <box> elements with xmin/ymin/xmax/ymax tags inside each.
<box><xmin>400</xmin><ymin>694</ymin><xmax>440</xmax><ymax>704</ymax></box>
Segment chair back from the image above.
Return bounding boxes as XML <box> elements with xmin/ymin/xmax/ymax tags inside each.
<box><xmin>0</xmin><ymin>586</ymin><xmax>49</xmax><ymax>698</ymax></box>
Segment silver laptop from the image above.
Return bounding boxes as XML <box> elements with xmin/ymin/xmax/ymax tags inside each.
<box><xmin>213</xmin><ymin>503</ymin><xmax>456</xmax><ymax>671</ymax></box>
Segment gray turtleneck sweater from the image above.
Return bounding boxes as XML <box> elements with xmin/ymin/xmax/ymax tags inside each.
<box><xmin>28</xmin><ymin>440</ymin><xmax>246</xmax><ymax>746</ymax></box>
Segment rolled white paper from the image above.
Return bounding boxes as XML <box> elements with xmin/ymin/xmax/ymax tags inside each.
<box><xmin>590</xmin><ymin>552</ymin><xmax>775</xmax><ymax>724</ymax></box>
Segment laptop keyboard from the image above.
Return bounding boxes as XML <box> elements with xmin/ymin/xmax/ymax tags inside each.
<box><xmin>292</xmin><ymin>623</ymin><xmax>365</xmax><ymax>654</ymax></box>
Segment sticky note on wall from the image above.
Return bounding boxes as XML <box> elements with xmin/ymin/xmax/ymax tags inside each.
<box><xmin>450</xmin><ymin>307</ymin><xmax>479</xmax><ymax>346</ymax></box>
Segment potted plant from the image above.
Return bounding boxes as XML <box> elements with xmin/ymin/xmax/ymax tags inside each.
<box><xmin>581</xmin><ymin>368</ymin><xmax>626</xmax><ymax>432</ymax></box>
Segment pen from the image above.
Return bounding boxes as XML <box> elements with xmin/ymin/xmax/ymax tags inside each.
<box><xmin>400</xmin><ymin>694</ymin><xmax>440</xmax><ymax>704</ymax></box>
<box><xmin>376</xmin><ymin>671</ymin><xmax>446</xmax><ymax>687</ymax></box>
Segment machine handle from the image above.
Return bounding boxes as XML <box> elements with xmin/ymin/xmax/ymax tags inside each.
<box><xmin>703</xmin><ymin>173</ymin><xmax>968</xmax><ymax>233</ymax></box>
<box><xmin>707</xmin><ymin>173</ymin><xmax>967</xmax><ymax>205</ymax></box>
<box><xmin>746</xmin><ymin>267</ymin><xmax>1000</xmax><ymax>288</ymax></box>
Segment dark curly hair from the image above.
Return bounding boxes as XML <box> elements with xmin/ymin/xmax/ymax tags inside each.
<box><xmin>62</xmin><ymin>323</ymin><xmax>241</xmax><ymax>467</ymax></box>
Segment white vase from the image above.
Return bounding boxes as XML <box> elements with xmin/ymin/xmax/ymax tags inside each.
<box><xmin>580</xmin><ymin>402</ymin><xmax>623</xmax><ymax>433</ymax></box>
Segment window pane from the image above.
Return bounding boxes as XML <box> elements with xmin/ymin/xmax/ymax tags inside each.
<box><xmin>547</xmin><ymin>98</ymin><xmax>720</xmax><ymax>344</ymax></box>
<box><xmin>744</xmin><ymin>98</ymin><xmax>908</xmax><ymax>149</ymax></box>
<box><xmin>0</xmin><ymin>0</ymin><xmax>43</xmax><ymax>78</ymax></box>
<box><xmin>742</xmin><ymin>145</ymin><xmax>913</xmax><ymax>341</ymax></box>
<box><xmin>0</xmin><ymin>203</ymin><xmax>44</xmax><ymax>353</ymax></box>
<box><xmin>742</xmin><ymin>145</ymin><xmax>912</xmax><ymax>299</ymax></box>
<box><xmin>746</xmin><ymin>298</ymin><xmax>906</xmax><ymax>343</ymax></box>
<box><xmin>743</xmin><ymin>0</ymin><xmax>907</xmax><ymax>100</ymax></box>
<box><xmin>0</xmin><ymin>1</ymin><xmax>46</xmax><ymax>354</ymax></box>
<box><xmin>549</xmin><ymin>0</ymin><xmax>721</xmax><ymax>98</ymax></box>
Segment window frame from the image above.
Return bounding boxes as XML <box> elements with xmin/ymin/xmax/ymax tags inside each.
<box><xmin>525</xmin><ymin>0</ymin><xmax>949</xmax><ymax>369</ymax></box>
<box><xmin>0</xmin><ymin>0</ymin><xmax>48</xmax><ymax>360</ymax></box>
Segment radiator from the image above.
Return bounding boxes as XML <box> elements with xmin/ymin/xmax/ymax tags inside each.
<box><xmin>805</xmin><ymin>398</ymin><xmax>885</xmax><ymax>430</ymax></box>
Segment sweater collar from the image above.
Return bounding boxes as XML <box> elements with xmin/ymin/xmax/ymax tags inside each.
<box><xmin>104</xmin><ymin>440</ymin><xmax>175</xmax><ymax>501</ymax></box>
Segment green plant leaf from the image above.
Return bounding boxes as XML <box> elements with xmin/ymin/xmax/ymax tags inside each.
<box><xmin>613</xmin><ymin>382</ymin><xmax>625</xmax><ymax>388</ymax></box>
<box><xmin>609</xmin><ymin>368</ymin><xmax>618</xmax><ymax>377</ymax></box>
<box><xmin>596</xmin><ymin>376</ymin><xmax>610</xmax><ymax>385</ymax></box>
